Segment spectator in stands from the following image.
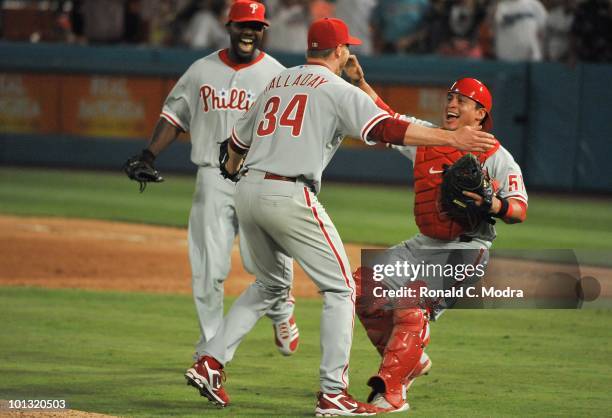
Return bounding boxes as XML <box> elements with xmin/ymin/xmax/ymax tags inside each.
<box><xmin>124</xmin><ymin>0</ymin><xmax>149</xmax><ymax>43</ymax></box>
<box><xmin>334</xmin><ymin>0</ymin><xmax>377</xmax><ymax>56</ymax></box>
<box><xmin>309</xmin><ymin>0</ymin><xmax>335</xmax><ymax>20</ymax></box>
<box><xmin>80</xmin><ymin>0</ymin><xmax>126</xmax><ymax>43</ymax></box>
<box><xmin>264</xmin><ymin>0</ymin><xmax>309</xmax><ymax>54</ymax></box>
<box><xmin>545</xmin><ymin>0</ymin><xmax>574</xmax><ymax>62</ymax></box>
<box><xmin>437</xmin><ymin>0</ymin><xmax>487</xmax><ymax>58</ymax></box>
<box><xmin>142</xmin><ymin>0</ymin><xmax>177</xmax><ymax>46</ymax></box>
<box><xmin>570</xmin><ymin>0</ymin><xmax>612</xmax><ymax>62</ymax></box>
<box><xmin>420</xmin><ymin>0</ymin><xmax>450</xmax><ymax>53</ymax></box>
<box><xmin>371</xmin><ymin>0</ymin><xmax>429</xmax><ymax>54</ymax></box>
<box><xmin>493</xmin><ymin>0</ymin><xmax>548</xmax><ymax>61</ymax></box>
<box><xmin>181</xmin><ymin>0</ymin><xmax>229</xmax><ymax>49</ymax></box>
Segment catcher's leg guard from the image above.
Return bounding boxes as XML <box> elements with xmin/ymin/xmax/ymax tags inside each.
<box><xmin>354</xmin><ymin>267</ymin><xmax>393</xmax><ymax>356</ymax></box>
<box><xmin>367</xmin><ymin>307</ymin><xmax>426</xmax><ymax>408</ymax></box>
<box><xmin>403</xmin><ymin>351</ymin><xmax>432</xmax><ymax>392</ymax></box>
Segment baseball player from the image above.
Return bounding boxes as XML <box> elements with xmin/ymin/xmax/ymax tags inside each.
<box><xmin>123</xmin><ymin>0</ymin><xmax>300</xmax><ymax>388</ymax></box>
<box><xmin>185</xmin><ymin>17</ymin><xmax>498</xmax><ymax>415</ymax></box>
<box><xmin>345</xmin><ymin>59</ymin><xmax>528</xmax><ymax>412</ymax></box>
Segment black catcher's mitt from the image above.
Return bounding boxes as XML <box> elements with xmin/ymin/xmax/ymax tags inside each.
<box><xmin>439</xmin><ymin>153</ymin><xmax>495</xmax><ymax>231</ymax></box>
<box><xmin>218</xmin><ymin>139</ymin><xmax>241</xmax><ymax>182</ymax></box>
<box><xmin>123</xmin><ymin>149</ymin><xmax>164</xmax><ymax>192</ymax></box>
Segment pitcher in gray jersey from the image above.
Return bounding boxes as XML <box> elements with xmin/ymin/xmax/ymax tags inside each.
<box><xmin>193</xmin><ymin>17</ymin><xmax>498</xmax><ymax>415</ymax></box>
<box><xmin>344</xmin><ymin>58</ymin><xmax>528</xmax><ymax>413</ymax></box>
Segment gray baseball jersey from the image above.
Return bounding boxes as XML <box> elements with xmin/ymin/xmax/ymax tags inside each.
<box><xmin>394</xmin><ymin>116</ymin><xmax>528</xmax><ymax>244</ymax></box>
<box><xmin>161</xmin><ymin>49</ymin><xmax>285</xmax><ymax>167</ymax></box>
<box><xmin>231</xmin><ymin>64</ymin><xmax>390</xmax><ymax>192</ymax></box>
<box><xmin>203</xmin><ymin>63</ymin><xmax>391</xmax><ymax>394</ymax></box>
<box><xmin>159</xmin><ymin>49</ymin><xmax>293</xmax><ymax>359</ymax></box>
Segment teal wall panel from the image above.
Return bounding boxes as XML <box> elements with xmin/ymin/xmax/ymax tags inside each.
<box><xmin>575</xmin><ymin>64</ymin><xmax>612</xmax><ymax>191</ymax></box>
<box><xmin>525</xmin><ymin>63</ymin><xmax>581</xmax><ymax>190</ymax></box>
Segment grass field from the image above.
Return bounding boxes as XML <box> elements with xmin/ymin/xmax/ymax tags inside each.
<box><xmin>1</xmin><ymin>167</ymin><xmax>612</xmax><ymax>249</ymax></box>
<box><xmin>1</xmin><ymin>167</ymin><xmax>611</xmax><ymax>417</ymax></box>
<box><xmin>1</xmin><ymin>288</ymin><xmax>611</xmax><ymax>417</ymax></box>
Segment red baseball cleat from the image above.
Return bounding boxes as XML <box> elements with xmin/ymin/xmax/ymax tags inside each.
<box><xmin>273</xmin><ymin>314</ymin><xmax>299</xmax><ymax>356</ymax></box>
<box><xmin>185</xmin><ymin>355</ymin><xmax>230</xmax><ymax>407</ymax></box>
<box><xmin>315</xmin><ymin>391</ymin><xmax>380</xmax><ymax>416</ymax></box>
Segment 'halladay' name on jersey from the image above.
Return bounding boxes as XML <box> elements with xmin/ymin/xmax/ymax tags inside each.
<box><xmin>262</xmin><ymin>72</ymin><xmax>329</xmax><ymax>94</ymax></box>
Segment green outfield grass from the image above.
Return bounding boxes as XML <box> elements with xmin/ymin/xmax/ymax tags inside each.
<box><xmin>0</xmin><ymin>287</ymin><xmax>610</xmax><ymax>417</ymax></box>
<box><xmin>1</xmin><ymin>167</ymin><xmax>611</xmax><ymax>417</ymax></box>
<box><xmin>1</xmin><ymin>167</ymin><xmax>612</xmax><ymax>249</ymax></box>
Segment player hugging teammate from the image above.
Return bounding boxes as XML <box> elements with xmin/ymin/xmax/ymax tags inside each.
<box><xmin>345</xmin><ymin>58</ymin><xmax>528</xmax><ymax>413</ymax></box>
<box><xmin>125</xmin><ymin>5</ymin><xmax>508</xmax><ymax>415</ymax></box>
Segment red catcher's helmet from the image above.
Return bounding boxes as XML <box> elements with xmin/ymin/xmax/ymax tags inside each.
<box><xmin>448</xmin><ymin>78</ymin><xmax>493</xmax><ymax>132</ymax></box>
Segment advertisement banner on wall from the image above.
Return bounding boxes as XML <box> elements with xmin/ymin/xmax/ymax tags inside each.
<box><xmin>61</xmin><ymin>75</ymin><xmax>165</xmax><ymax>139</ymax></box>
<box><xmin>0</xmin><ymin>73</ymin><xmax>61</xmax><ymax>134</ymax></box>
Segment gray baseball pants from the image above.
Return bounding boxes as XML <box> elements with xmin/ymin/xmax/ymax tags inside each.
<box><xmin>188</xmin><ymin>167</ymin><xmax>294</xmax><ymax>358</ymax></box>
<box><xmin>202</xmin><ymin>169</ymin><xmax>355</xmax><ymax>394</ymax></box>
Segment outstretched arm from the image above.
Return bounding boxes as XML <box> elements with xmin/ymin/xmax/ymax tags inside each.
<box><xmin>346</xmin><ymin>56</ymin><xmax>495</xmax><ymax>152</ymax></box>
<box><xmin>368</xmin><ymin>117</ymin><xmax>495</xmax><ymax>152</ymax></box>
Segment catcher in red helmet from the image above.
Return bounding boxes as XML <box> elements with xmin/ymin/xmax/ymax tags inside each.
<box><xmin>344</xmin><ymin>57</ymin><xmax>528</xmax><ymax>412</ymax></box>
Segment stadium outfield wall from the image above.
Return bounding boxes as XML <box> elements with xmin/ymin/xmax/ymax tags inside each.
<box><xmin>0</xmin><ymin>41</ymin><xmax>609</xmax><ymax>193</ymax></box>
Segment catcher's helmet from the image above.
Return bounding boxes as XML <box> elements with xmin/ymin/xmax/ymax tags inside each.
<box><xmin>448</xmin><ymin>78</ymin><xmax>493</xmax><ymax>131</ymax></box>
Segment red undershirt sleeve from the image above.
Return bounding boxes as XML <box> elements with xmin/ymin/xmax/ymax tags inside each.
<box><xmin>367</xmin><ymin>118</ymin><xmax>410</xmax><ymax>145</ymax></box>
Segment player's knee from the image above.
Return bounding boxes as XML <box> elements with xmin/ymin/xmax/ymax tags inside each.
<box><xmin>253</xmin><ymin>280</ymin><xmax>291</xmax><ymax>300</ymax></box>
<box><xmin>392</xmin><ymin>307</ymin><xmax>425</xmax><ymax>331</ymax></box>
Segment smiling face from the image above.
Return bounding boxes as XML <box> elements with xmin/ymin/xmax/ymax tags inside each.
<box><xmin>442</xmin><ymin>92</ymin><xmax>488</xmax><ymax>131</ymax></box>
<box><xmin>227</xmin><ymin>21</ymin><xmax>266</xmax><ymax>62</ymax></box>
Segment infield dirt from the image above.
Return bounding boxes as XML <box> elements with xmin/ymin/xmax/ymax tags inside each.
<box><xmin>0</xmin><ymin>215</ymin><xmax>610</xmax><ymax>298</ymax></box>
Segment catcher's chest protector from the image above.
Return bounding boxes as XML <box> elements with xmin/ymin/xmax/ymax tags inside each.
<box><xmin>413</xmin><ymin>143</ymin><xmax>499</xmax><ymax>240</ymax></box>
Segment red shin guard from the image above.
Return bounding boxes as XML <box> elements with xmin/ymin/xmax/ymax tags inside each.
<box><xmin>367</xmin><ymin>308</ymin><xmax>426</xmax><ymax>407</ymax></box>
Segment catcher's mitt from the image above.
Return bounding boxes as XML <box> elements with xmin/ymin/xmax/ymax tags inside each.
<box><xmin>123</xmin><ymin>149</ymin><xmax>164</xmax><ymax>192</ymax></box>
<box><xmin>218</xmin><ymin>139</ymin><xmax>241</xmax><ymax>182</ymax></box>
<box><xmin>439</xmin><ymin>153</ymin><xmax>495</xmax><ymax>231</ymax></box>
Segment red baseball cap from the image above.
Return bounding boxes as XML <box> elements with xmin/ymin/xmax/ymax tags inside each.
<box><xmin>449</xmin><ymin>77</ymin><xmax>494</xmax><ymax>131</ymax></box>
<box><xmin>307</xmin><ymin>18</ymin><xmax>362</xmax><ymax>51</ymax></box>
<box><xmin>227</xmin><ymin>0</ymin><xmax>269</xmax><ymax>26</ymax></box>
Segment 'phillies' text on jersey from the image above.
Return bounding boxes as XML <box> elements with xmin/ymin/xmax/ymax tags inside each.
<box><xmin>200</xmin><ymin>84</ymin><xmax>256</xmax><ymax>113</ymax></box>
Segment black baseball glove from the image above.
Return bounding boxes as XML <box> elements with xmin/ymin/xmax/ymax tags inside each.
<box><xmin>123</xmin><ymin>149</ymin><xmax>164</xmax><ymax>192</ymax></box>
<box><xmin>439</xmin><ymin>153</ymin><xmax>495</xmax><ymax>231</ymax></box>
<box><xmin>218</xmin><ymin>139</ymin><xmax>241</xmax><ymax>182</ymax></box>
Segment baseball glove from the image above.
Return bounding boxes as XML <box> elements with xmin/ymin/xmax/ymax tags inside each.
<box><xmin>218</xmin><ymin>139</ymin><xmax>241</xmax><ymax>182</ymax></box>
<box><xmin>123</xmin><ymin>149</ymin><xmax>164</xmax><ymax>192</ymax></box>
<box><xmin>439</xmin><ymin>153</ymin><xmax>495</xmax><ymax>231</ymax></box>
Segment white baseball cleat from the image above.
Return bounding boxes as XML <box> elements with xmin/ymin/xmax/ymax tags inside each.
<box><xmin>273</xmin><ymin>314</ymin><xmax>299</xmax><ymax>356</ymax></box>
<box><xmin>371</xmin><ymin>393</ymin><xmax>409</xmax><ymax>413</ymax></box>
<box><xmin>315</xmin><ymin>391</ymin><xmax>380</xmax><ymax>416</ymax></box>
